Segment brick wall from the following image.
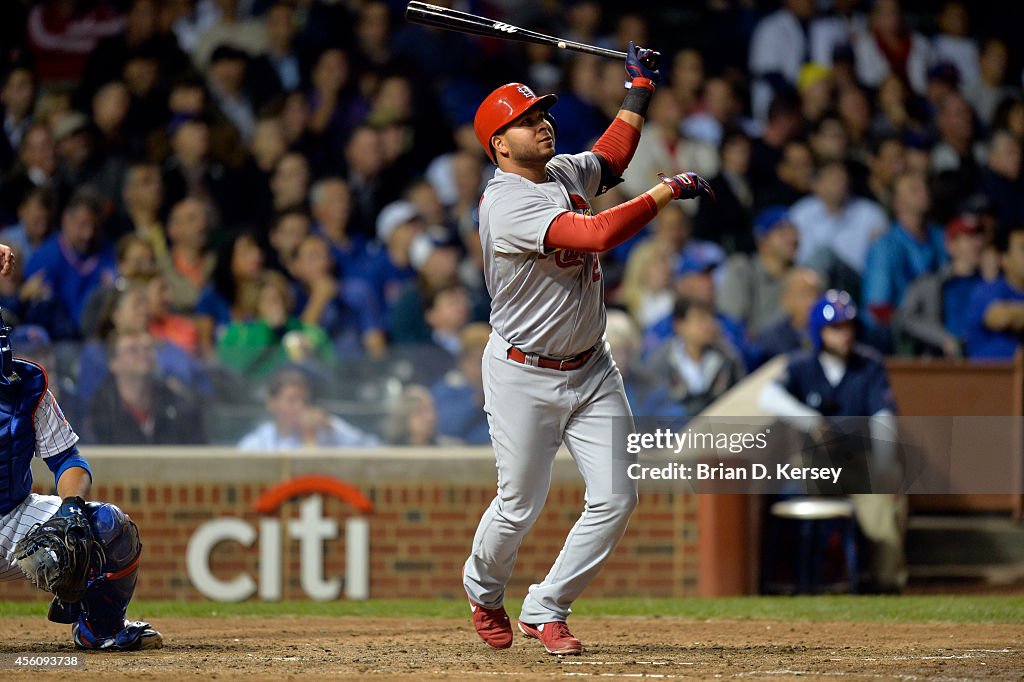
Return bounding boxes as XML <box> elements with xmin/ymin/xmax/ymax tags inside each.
<box><xmin>4</xmin><ymin>450</ymin><xmax>699</xmax><ymax>601</ymax></box>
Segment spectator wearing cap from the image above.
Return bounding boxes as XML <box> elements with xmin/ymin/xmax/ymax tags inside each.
<box><xmin>931</xmin><ymin>1</ymin><xmax>979</xmax><ymax>92</ymax></box>
<box><xmin>717</xmin><ymin>206</ymin><xmax>800</xmax><ymax>338</ymax></box>
<box><xmin>646</xmin><ymin>297</ymin><xmax>746</xmax><ymax>417</ymax></box>
<box><xmin>641</xmin><ymin>245</ymin><xmax>747</xmax><ymax>361</ymax></box>
<box><xmin>695</xmin><ymin>130</ymin><xmax>755</xmax><ymax>255</ymax></box>
<box><xmin>361</xmin><ymin>200</ymin><xmax>423</xmax><ymax>315</ymax></box>
<box><xmin>964</xmin><ymin>225</ymin><xmax>1024</xmax><ymax>360</ymax></box>
<box><xmin>851</xmin><ymin>0</ymin><xmax>931</xmax><ymax>95</ymax></box>
<box><xmin>206</xmin><ymin>44</ymin><xmax>257</xmax><ymax>144</ymax></box>
<box><xmin>288</xmin><ymin>234</ymin><xmax>386</xmax><ymax>361</ymax></box>
<box><xmin>8</xmin><ymin>325</ymin><xmax>74</xmax><ymax>415</ymax></box>
<box><xmin>797</xmin><ymin>63</ymin><xmax>835</xmax><ymax>125</ymax></box>
<box><xmin>430</xmin><ymin>322</ymin><xmax>492</xmax><ymax>445</ymax></box>
<box><xmin>52</xmin><ymin>111</ymin><xmax>112</xmax><ymax>201</ymax></box>
<box><xmin>789</xmin><ymin>160</ymin><xmax>889</xmax><ymax>296</ymax></box>
<box><xmin>896</xmin><ymin>214</ymin><xmax>985</xmax><ymax>357</ymax></box>
<box><xmin>24</xmin><ymin>189</ymin><xmax>116</xmax><ymax>335</ymax></box>
<box><xmin>750</xmin><ymin>267</ymin><xmax>823</xmax><ymax>368</ymax></box>
<box><xmin>862</xmin><ymin>172</ymin><xmax>947</xmax><ymax>334</ymax></box>
<box><xmin>980</xmin><ymin>129</ymin><xmax>1024</xmax><ymax>233</ymax></box>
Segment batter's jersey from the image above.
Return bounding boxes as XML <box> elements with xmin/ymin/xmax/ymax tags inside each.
<box><xmin>479</xmin><ymin>152</ymin><xmax>606</xmax><ymax>358</ymax></box>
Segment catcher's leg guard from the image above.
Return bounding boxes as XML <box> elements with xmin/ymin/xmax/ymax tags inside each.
<box><xmin>70</xmin><ymin>503</ymin><xmax>162</xmax><ymax>651</ymax></box>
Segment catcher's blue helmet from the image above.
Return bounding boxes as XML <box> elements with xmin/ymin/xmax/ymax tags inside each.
<box><xmin>807</xmin><ymin>290</ymin><xmax>857</xmax><ymax>351</ymax></box>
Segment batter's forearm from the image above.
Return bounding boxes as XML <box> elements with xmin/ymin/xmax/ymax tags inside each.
<box><xmin>545</xmin><ymin>193</ymin><xmax>658</xmax><ymax>252</ymax></box>
<box><xmin>590</xmin><ymin>80</ymin><xmax>653</xmax><ymax>176</ymax></box>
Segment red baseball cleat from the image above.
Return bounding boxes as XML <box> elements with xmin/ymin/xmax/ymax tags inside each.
<box><xmin>517</xmin><ymin>620</ymin><xmax>582</xmax><ymax>655</ymax></box>
<box><xmin>469</xmin><ymin>599</ymin><xmax>513</xmax><ymax>649</ymax></box>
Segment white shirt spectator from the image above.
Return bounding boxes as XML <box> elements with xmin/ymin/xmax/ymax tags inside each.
<box><xmin>238</xmin><ymin>415</ymin><xmax>381</xmax><ymax>450</ymax></box>
<box><xmin>932</xmin><ymin>34</ymin><xmax>980</xmax><ymax>91</ymax></box>
<box><xmin>809</xmin><ymin>12</ymin><xmax>867</xmax><ymax>65</ymax></box>
<box><xmin>789</xmin><ymin>195</ymin><xmax>889</xmax><ymax>273</ymax></box>
<box><xmin>749</xmin><ymin>8</ymin><xmax>810</xmax><ymax>120</ymax></box>
<box><xmin>852</xmin><ymin>24</ymin><xmax>932</xmax><ymax>95</ymax></box>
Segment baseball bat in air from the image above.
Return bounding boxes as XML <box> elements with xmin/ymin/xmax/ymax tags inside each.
<box><xmin>404</xmin><ymin>1</ymin><xmax>628</xmax><ymax>61</ymax></box>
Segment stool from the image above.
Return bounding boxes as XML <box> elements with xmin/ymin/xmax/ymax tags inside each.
<box><xmin>763</xmin><ymin>497</ymin><xmax>858</xmax><ymax>594</ymax></box>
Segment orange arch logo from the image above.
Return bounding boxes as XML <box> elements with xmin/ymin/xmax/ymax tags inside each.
<box><xmin>254</xmin><ymin>475</ymin><xmax>374</xmax><ymax>515</ymax></box>
<box><xmin>188</xmin><ymin>475</ymin><xmax>372</xmax><ymax>602</ymax></box>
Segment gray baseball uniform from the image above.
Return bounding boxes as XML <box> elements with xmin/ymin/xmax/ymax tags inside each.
<box><xmin>463</xmin><ymin>151</ymin><xmax>638</xmax><ymax>625</ymax></box>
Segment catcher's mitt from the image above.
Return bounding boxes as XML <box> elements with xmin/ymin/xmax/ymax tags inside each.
<box><xmin>14</xmin><ymin>497</ymin><xmax>104</xmax><ymax>604</ymax></box>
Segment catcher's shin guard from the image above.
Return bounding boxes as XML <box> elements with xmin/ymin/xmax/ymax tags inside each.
<box><xmin>70</xmin><ymin>503</ymin><xmax>162</xmax><ymax>651</ymax></box>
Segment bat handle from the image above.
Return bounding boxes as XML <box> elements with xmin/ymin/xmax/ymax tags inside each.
<box><xmin>562</xmin><ymin>42</ymin><xmax>627</xmax><ymax>60</ymax></box>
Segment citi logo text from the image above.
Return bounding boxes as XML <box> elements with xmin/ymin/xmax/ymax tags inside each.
<box><xmin>186</xmin><ymin>475</ymin><xmax>372</xmax><ymax>601</ymax></box>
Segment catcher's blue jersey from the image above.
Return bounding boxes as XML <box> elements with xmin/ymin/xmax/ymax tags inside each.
<box><xmin>0</xmin><ymin>359</ymin><xmax>81</xmax><ymax>516</ymax></box>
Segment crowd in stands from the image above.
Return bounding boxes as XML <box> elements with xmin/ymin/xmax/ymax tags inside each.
<box><xmin>1</xmin><ymin>0</ymin><xmax>1023</xmax><ymax>447</ymax></box>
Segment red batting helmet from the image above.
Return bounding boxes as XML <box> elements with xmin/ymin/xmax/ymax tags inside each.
<box><xmin>474</xmin><ymin>83</ymin><xmax>558</xmax><ymax>164</ymax></box>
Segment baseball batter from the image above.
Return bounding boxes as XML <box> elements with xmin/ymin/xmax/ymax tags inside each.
<box><xmin>0</xmin><ymin>305</ymin><xmax>162</xmax><ymax>651</ymax></box>
<box><xmin>463</xmin><ymin>43</ymin><xmax>715</xmax><ymax>655</ymax></box>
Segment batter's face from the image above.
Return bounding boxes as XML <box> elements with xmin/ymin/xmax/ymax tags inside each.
<box><xmin>493</xmin><ymin>109</ymin><xmax>555</xmax><ymax>164</ymax></box>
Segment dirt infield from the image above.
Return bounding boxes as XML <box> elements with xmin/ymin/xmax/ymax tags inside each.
<box><xmin>3</xmin><ymin>616</ymin><xmax>1021</xmax><ymax>680</ymax></box>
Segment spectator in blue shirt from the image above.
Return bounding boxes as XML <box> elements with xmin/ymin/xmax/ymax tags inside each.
<box><xmin>23</xmin><ymin>188</ymin><xmax>116</xmax><ymax>335</ymax></box>
<box><xmin>862</xmin><ymin>172</ymin><xmax>947</xmax><ymax>340</ymax></box>
<box><xmin>896</xmin><ymin>213</ymin><xmax>985</xmax><ymax>357</ymax></box>
<box><xmin>431</xmin><ymin>323</ymin><xmax>491</xmax><ymax>445</ymax></box>
<box><xmin>965</xmin><ymin>225</ymin><xmax>1024</xmax><ymax>359</ymax></box>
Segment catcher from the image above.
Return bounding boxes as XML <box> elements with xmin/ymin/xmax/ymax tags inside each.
<box><xmin>0</xmin><ymin>307</ymin><xmax>162</xmax><ymax>651</ymax></box>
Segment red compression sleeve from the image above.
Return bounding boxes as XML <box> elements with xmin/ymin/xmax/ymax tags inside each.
<box><xmin>591</xmin><ymin>117</ymin><xmax>642</xmax><ymax>177</ymax></box>
<box><xmin>544</xmin><ymin>193</ymin><xmax>658</xmax><ymax>253</ymax></box>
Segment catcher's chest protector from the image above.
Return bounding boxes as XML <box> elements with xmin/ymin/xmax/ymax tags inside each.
<box><xmin>0</xmin><ymin>361</ymin><xmax>47</xmax><ymax>516</ymax></box>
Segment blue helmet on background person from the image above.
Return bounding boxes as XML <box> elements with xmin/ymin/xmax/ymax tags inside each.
<box><xmin>807</xmin><ymin>290</ymin><xmax>858</xmax><ymax>351</ymax></box>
